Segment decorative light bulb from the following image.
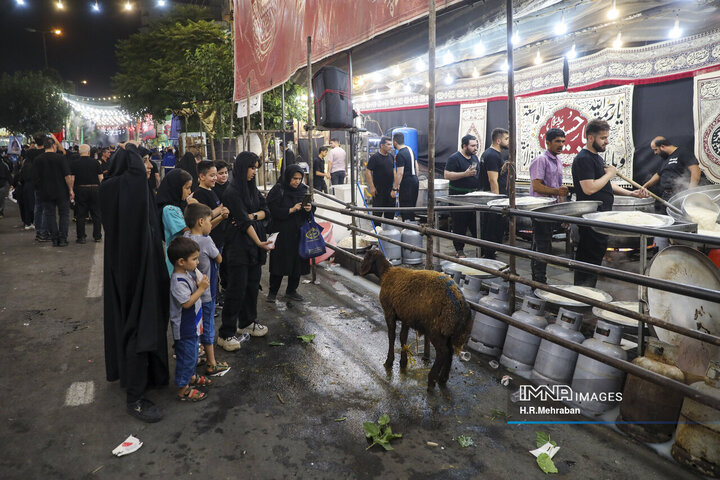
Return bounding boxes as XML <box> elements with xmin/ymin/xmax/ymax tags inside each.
<box><xmin>612</xmin><ymin>32</ymin><xmax>623</xmax><ymax>49</ymax></box>
<box><xmin>669</xmin><ymin>17</ymin><xmax>682</xmax><ymax>39</ymax></box>
<box><xmin>443</xmin><ymin>51</ymin><xmax>454</xmax><ymax>65</ymax></box>
<box><xmin>444</xmin><ymin>74</ymin><xmax>454</xmax><ymax>85</ymax></box>
<box><xmin>56</xmin><ymin>0</ymin><xmax>64</xmax><ymax>8</ymax></box>
<box><xmin>392</xmin><ymin>65</ymin><xmax>402</xmax><ymax>77</ymax></box>
<box><xmin>415</xmin><ymin>58</ymin><xmax>426</xmax><ymax>72</ymax></box>
<box><xmin>501</xmin><ymin>60</ymin><xmax>509</xmax><ymax>72</ymax></box>
<box><xmin>534</xmin><ymin>50</ymin><xmax>543</xmax><ymax>65</ymax></box>
<box><xmin>157</xmin><ymin>0</ymin><xmax>166</xmax><ymax>6</ymax></box>
<box><xmin>475</xmin><ymin>41</ymin><xmax>485</xmax><ymax>57</ymax></box>
<box><xmin>511</xmin><ymin>25</ymin><xmax>520</xmax><ymax>45</ymax></box>
<box><xmin>472</xmin><ymin>67</ymin><xmax>479</xmax><ymax>78</ymax></box>
<box><xmin>92</xmin><ymin>2</ymin><xmax>100</xmax><ymax>11</ymax></box>
<box><xmin>555</xmin><ymin>13</ymin><xmax>567</xmax><ymax>35</ymax></box>
<box><xmin>607</xmin><ymin>0</ymin><xmax>619</xmax><ymax>20</ymax></box>
<box><xmin>124</xmin><ymin>1</ymin><xmax>132</xmax><ymax>10</ymax></box>
<box><xmin>565</xmin><ymin>44</ymin><xmax>577</xmax><ymax>59</ymax></box>
<box><xmin>403</xmin><ymin>83</ymin><xmax>411</xmax><ymax>93</ymax></box>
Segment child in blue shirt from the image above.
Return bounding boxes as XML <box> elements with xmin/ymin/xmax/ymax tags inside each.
<box><xmin>157</xmin><ymin>169</ymin><xmax>197</xmax><ymax>276</ymax></box>
<box><xmin>168</xmin><ymin>236</ymin><xmax>211</xmax><ymax>402</ymax></box>
<box><xmin>183</xmin><ymin>203</ymin><xmax>227</xmax><ymax>376</ymax></box>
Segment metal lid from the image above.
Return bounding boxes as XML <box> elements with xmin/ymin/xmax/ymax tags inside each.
<box><xmin>647</xmin><ymin>246</ymin><xmax>720</xmax><ymax>378</ymax></box>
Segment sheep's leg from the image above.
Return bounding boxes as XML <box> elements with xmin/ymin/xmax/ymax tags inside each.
<box><xmin>384</xmin><ymin>312</ymin><xmax>397</xmax><ymax>369</ymax></box>
<box><xmin>439</xmin><ymin>338</ymin><xmax>454</xmax><ymax>385</ymax></box>
<box><xmin>422</xmin><ymin>336</ymin><xmax>431</xmax><ymax>362</ymax></box>
<box><xmin>399</xmin><ymin>323</ymin><xmax>410</xmax><ymax>370</ymax></box>
<box><xmin>427</xmin><ymin>334</ymin><xmax>446</xmax><ymax>390</ymax></box>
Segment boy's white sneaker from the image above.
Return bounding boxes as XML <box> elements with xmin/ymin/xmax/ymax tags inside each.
<box><xmin>237</xmin><ymin>322</ymin><xmax>268</xmax><ymax>337</ymax></box>
<box><xmin>217</xmin><ymin>336</ymin><xmax>242</xmax><ymax>352</ymax></box>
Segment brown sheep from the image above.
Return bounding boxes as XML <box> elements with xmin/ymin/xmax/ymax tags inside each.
<box><xmin>359</xmin><ymin>248</ymin><xmax>473</xmax><ymax>389</ymax></box>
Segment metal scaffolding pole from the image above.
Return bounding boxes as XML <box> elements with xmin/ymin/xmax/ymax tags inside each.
<box><xmin>506</xmin><ymin>0</ymin><xmax>517</xmax><ymax>311</ymax></box>
<box><xmin>426</xmin><ymin>0</ymin><xmax>436</xmax><ymax>271</ymax></box>
<box><xmin>307</xmin><ymin>36</ymin><xmax>316</xmax><ymax>281</ymax></box>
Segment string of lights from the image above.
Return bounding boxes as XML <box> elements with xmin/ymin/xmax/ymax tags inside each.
<box><xmin>13</xmin><ymin>0</ymin><xmax>168</xmax><ymax>12</ymax></box>
<box><xmin>62</xmin><ymin>94</ymin><xmax>133</xmax><ymax>127</ymax></box>
<box><xmin>353</xmin><ymin>0</ymin><xmax>692</xmax><ymax>95</ymax></box>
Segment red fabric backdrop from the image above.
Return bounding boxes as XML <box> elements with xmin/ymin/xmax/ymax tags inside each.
<box><xmin>233</xmin><ymin>0</ymin><xmax>461</xmax><ymax>102</ymax></box>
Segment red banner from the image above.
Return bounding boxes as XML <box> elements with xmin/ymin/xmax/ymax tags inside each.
<box><xmin>233</xmin><ymin>0</ymin><xmax>460</xmax><ymax>102</ymax></box>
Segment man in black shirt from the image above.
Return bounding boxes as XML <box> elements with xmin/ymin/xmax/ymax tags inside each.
<box><xmin>444</xmin><ymin>134</ymin><xmax>480</xmax><ymax>257</ymax></box>
<box><xmin>71</xmin><ymin>144</ymin><xmax>103</xmax><ymax>243</ymax></box>
<box><xmin>366</xmin><ymin>137</ymin><xmax>396</xmax><ymax>226</ymax></box>
<box><xmin>313</xmin><ymin>146</ymin><xmax>330</xmax><ymax>193</ymax></box>
<box><xmin>642</xmin><ymin>136</ymin><xmax>700</xmax><ymax>200</ymax></box>
<box><xmin>392</xmin><ymin>132</ymin><xmax>419</xmax><ymax>221</ymax></box>
<box><xmin>35</xmin><ymin>134</ymin><xmax>73</xmax><ymax>247</ymax></box>
<box><xmin>572</xmin><ymin>119</ymin><xmax>648</xmax><ymax>286</ymax></box>
<box><xmin>479</xmin><ymin>128</ymin><xmax>509</xmax><ymax>259</ymax></box>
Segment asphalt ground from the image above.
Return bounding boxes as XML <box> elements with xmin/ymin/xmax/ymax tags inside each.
<box><xmin>0</xmin><ymin>202</ymin><xmax>699</xmax><ymax>479</ymax></box>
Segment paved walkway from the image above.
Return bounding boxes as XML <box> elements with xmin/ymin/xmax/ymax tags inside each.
<box><xmin>0</xmin><ymin>204</ymin><xmax>699</xmax><ymax>479</ymax></box>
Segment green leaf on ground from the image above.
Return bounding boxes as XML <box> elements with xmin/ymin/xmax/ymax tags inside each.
<box><xmin>490</xmin><ymin>409</ymin><xmax>511</xmax><ymax>420</ymax></box>
<box><xmin>297</xmin><ymin>334</ymin><xmax>316</xmax><ymax>343</ymax></box>
<box><xmin>268</xmin><ymin>342</ymin><xmax>285</xmax><ymax>346</ymax></box>
<box><xmin>456</xmin><ymin>435</ymin><xmax>474</xmax><ymax>448</ymax></box>
<box><xmin>364</xmin><ymin>415</ymin><xmax>402</xmax><ymax>451</ymax></box>
<box><xmin>334</xmin><ymin>417</ymin><xmax>347</xmax><ymax>422</ymax></box>
<box><xmin>537</xmin><ymin>453</ymin><xmax>558</xmax><ymax>474</ymax></box>
<box><xmin>536</xmin><ymin>431</ymin><xmax>557</xmax><ymax>448</ymax></box>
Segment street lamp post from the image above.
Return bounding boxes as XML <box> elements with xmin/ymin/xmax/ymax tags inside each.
<box><xmin>25</xmin><ymin>28</ymin><xmax>62</xmax><ymax>69</ymax></box>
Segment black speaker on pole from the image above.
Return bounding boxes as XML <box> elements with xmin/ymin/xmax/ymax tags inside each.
<box><xmin>312</xmin><ymin>66</ymin><xmax>352</xmax><ymax>128</ymax></box>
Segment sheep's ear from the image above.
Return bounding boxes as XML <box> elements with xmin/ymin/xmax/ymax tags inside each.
<box><xmin>359</xmin><ymin>255</ymin><xmax>372</xmax><ymax>275</ymax></box>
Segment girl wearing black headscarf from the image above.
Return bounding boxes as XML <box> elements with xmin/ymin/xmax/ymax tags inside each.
<box><xmin>217</xmin><ymin>152</ymin><xmax>271</xmax><ymax>351</ymax></box>
<box><xmin>176</xmin><ymin>151</ymin><xmax>199</xmax><ymax>191</ymax></box>
<box><xmin>265</xmin><ymin>164</ymin><xmax>313</xmax><ymax>302</ymax></box>
<box><xmin>156</xmin><ymin>168</ymin><xmax>195</xmax><ymax>275</ymax></box>
<box><xmin>99</xmin><ymin>142</ymin><xmax>169</xmax><ymax>422</ymax></box>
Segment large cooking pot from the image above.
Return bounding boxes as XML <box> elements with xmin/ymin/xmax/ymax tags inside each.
<box><xmin>612</xmin><ymin>196</ymin><xmax>655</xmax><ymax>212</ymax></box>
<box><xmin>666</xmin><ymin>184</ymin><xmax>720</xmax><ymax>222</ymax></box>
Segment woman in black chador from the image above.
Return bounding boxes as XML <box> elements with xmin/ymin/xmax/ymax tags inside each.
<box><xmin>265</xmin><ymin>164</ymin><xmax>314</xmax><ymax>303</ymax></box>
<box><xmin>99</xmin><ymin>142</ymin><xmax>169</xmax><ymax>423</ymax></box>
<box><xmin>216</xmin><ymin>152</ymin><xmax>271</xmax><ymax>352</ymax></box>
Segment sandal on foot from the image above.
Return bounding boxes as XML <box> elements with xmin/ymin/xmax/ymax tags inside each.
<box><xmin>196</xmin><ymin>355</ymin><xmax>207</xmax><ymax>367</ymax></box>
<box><xmin>178</xmin><ymin>388</ymin><xmax>207</xmax><ymax>402</ymax></box>
<box><xmin>206</xmin><ymin>362</ymin><xmax>229</xmax><ymax>375</ymax></box>
<box><xmin>189</xmin><ymin>374</ymin><xmax>212</xmax><ymax>387</ymax></box>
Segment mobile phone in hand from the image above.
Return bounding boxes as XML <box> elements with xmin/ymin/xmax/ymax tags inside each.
<box><xmin>302</xmin><ymin>194</ymin><xmax>312</xmax><ymax>206</ymax></box>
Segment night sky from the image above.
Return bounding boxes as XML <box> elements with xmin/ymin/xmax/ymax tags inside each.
<box><xmin>1</xmin><ymin>0</ymin><xmax>147</xmax><ymax>97</ymax></box>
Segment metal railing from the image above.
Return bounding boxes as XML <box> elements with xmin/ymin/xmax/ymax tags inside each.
<box><xmin>314</xmin><ymin>200</ymin><xmax>720</xmax><ymax>411</ymax></box>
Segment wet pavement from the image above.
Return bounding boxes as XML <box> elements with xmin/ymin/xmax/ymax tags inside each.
<box><xmin>0</xmin><ymin>204</ymin><xmax>700</xmax><ymax>479</ymax></box>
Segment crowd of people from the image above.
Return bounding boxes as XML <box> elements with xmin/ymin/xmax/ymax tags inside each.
<box><xmin>2</xmin><ymin>136</ymin><xmax>317</xmax><ymax>423</ymax></box>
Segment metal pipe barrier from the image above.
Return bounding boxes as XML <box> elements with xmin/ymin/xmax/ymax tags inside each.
<box><xmin>316</xmin><ymin>212</ymin><xmax>720</xmax><ymax>411</ymax></box>
<box><xmin>341</xmin><ymin>203</ymin><xmax>720</xmax><ymax>245</ymax></box>
<box><xmin>315</xmin><ymin>211</ymin><xmax>720</xmax><ymax>348</ymax></box>
<box><xmin>316</xmin><ymin>202</ymin><xmax>720</xmax><ymax>304</ymax></box>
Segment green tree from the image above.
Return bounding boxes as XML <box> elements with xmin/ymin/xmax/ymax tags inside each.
<box><xmin>0</xmin><ymin>71</ymin><xmax>69</xmax><ymax>136</ymax></box>
<box><xmin>113</xmin><ymin>5</ymin><xmax>226</xmax><ymax>119</ymax></box>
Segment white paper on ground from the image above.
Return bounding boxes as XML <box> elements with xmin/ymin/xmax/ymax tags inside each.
<box><xmin>112</xmin><ymin>435</ymin><xmax>143</xmax><ymax>457</ymax></box>
<box><xmin>529</xmin><ymin>442</ymin><xmax>560</xmax><ymax>459</ymax></box>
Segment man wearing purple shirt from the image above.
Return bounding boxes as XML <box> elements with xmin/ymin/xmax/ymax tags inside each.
<box><xmin>529</xmin><ymin>128</ymin><xmax>569</xmax><ymax>283</ymax></box>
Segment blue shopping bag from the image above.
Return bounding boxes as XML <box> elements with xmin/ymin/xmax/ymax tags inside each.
<box><xmin>298</xmin><ymin>213</ymin><xmax>326</xmax><ymax>259</ymax></box>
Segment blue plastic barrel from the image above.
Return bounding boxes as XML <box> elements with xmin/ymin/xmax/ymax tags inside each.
<box><xmin>391</xmin><ymin>127</ymin><xmax>418</xmax><ymax>160</ymax></box>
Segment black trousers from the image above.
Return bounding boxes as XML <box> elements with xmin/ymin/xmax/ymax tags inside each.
<box><xmin>44</xmin><ymin>197</ymin><xmax>71</xmax><ymax>243</ymax></box>
<box><xmin>451</xmin><ymin>211</ymin><xmax>477</xmax><ymax>253</ymax></box>
<box><xmin>18</xmin><ymin>182</ymin><xmax>35</xmax><ymax>226</ymax></box>
<box><xmin>531</xmin><ymin>220</ymin><xmax>555</xmax><ymax>283</ymax></box>
<box><xmin>372</xmin><ymin>188</ymin><xmax>395</xmax><ymax>226</ymax></box>
<box><xmin>398</xmin><ymin>176</ymin><xmax>419</xmax><ymax>221</ymax></box>
<box><xmin>75</xmin><ymin>186</ymin><xmax>102</xmax><ymax>240</ymax></box>
<box><xmin>480</xmin><ymin>212</ymin><xmax>505</xmax><ymax>259</ymax></box>
<box><xmin>331</xmin><ymin>171</ymin><xmax>346</xmax><ymax>185</ymax></box>
<box><xmin>574</xmin><ymin>226</ymin><xmax>608</xmax><ymax>287</ymax></box>
<box><xmin>219</xmin><ymin>263</ymin><xmax>262</xmax><ymax>339</ymax></box>
<box><xmin>269</xmin><ymin>273</ymin><xmax>300</xmax><ymax>295</ymax></box>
